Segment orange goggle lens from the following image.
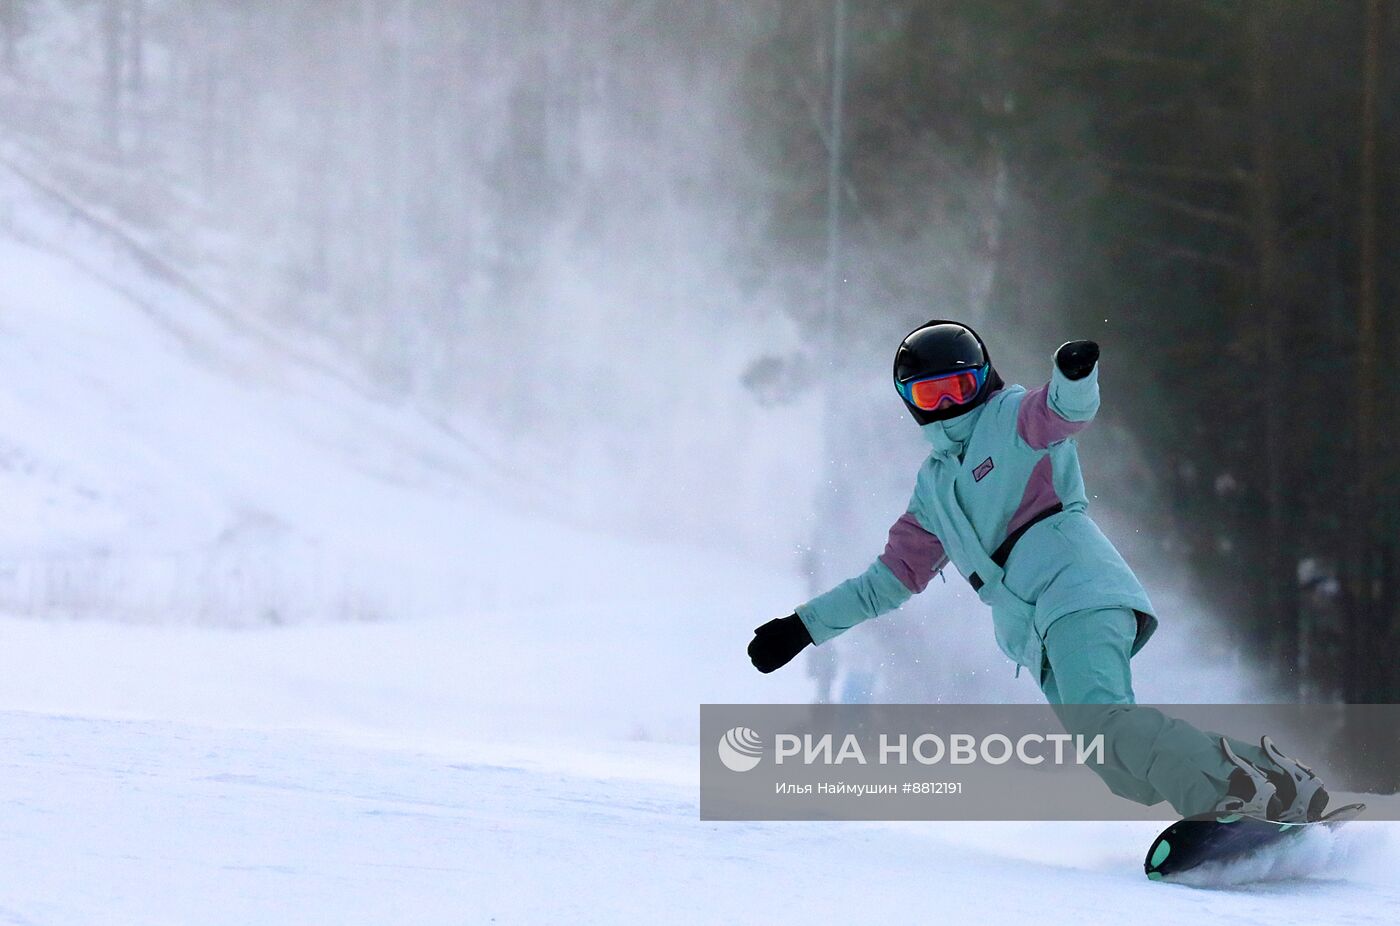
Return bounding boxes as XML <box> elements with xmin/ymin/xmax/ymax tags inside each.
<box><xmin>904</xmin><ymin>370</ymin><xmax>983</xmax><ymax>410</ymax></box>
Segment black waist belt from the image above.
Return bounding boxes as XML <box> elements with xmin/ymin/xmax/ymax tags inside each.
<box><xmin>968</xmin><ymin>503</ymin><xmax>1064</xmax><ymax>592</ymax></box>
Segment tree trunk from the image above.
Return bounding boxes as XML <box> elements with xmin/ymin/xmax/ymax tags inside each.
<box><xmin>1</xmin><ymin>0</ymin><xmax>19</xmax><ymax>75</ymax></box>
<box><xmin>126</xmin><ymin>0</ymin><xmax>144</xmax><ymax>96</ymax></box>
<box><xmin>1350</xmin><ymin>0</ymin><xmax>1384</xmax><ymax>703</ymax></box>
<box><xmin>102</xmin><ymin>0</ymin><xmax>124</xmax><ymax>151</ymax></box>
<box><xmin>1246</xmin><ymin>1</ymin><xmax>1295</xmax><ymax>692</ymax></box>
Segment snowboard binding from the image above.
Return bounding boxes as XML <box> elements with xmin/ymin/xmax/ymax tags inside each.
<box><xmin>1216</xmin><ymin>736</ymin><xmax>1329</xmax><ymax>824</ymax></box>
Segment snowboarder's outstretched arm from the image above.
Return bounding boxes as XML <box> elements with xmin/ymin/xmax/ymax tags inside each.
<box><xmin>748</xmin><ymin>511</ymin><xmax>948</xmax><ymax>673</ymax></box>
<box><xmin>1016</xmin><ymin>340</ymin><xmax>1101</xmax><ymax>449</ymax></box>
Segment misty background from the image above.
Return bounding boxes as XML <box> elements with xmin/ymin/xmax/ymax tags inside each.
<box><xmin>0</xmin><ymin>1</ymin><xmax>1395</xmax><ymax>761</ymax></box>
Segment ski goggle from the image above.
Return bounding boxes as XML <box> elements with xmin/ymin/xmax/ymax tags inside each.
<box><xmin>896</xmin><ymin>365</ymin><xmax>987</xmax><ymax>411</ymax></box>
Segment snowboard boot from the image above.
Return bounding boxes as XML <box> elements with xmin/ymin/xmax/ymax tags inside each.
<box><xmin>1260</xmin><ymin>736</ymin><xmax>1330</xmax><ymax>823</ymax></box>
<box><xmin>1215</xmin><ymin>737</ymin><xmax>1279</xmax><ymax>821</ymax></box>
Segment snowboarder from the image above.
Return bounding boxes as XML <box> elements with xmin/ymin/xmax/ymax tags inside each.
<box><xmin>747</xmin><ymin>320</ymin><xmax>1330</xmax><ymax>823</ymax></box>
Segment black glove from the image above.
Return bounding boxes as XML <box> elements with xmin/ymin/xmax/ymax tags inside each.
<box><xmin>1054</xmin><ymin>340</ymin><xmax>1100</xmax><ymax>381</ymax></box>
<box><xmin>748</xmin><ymin>614</ymin><xmax>813</xmax><ymax>674</ymax></box>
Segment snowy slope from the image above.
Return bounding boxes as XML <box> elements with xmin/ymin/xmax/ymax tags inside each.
<box><xmin>0</xmin><ymin>169</ymin><xmax>535</xmax><ymax>624</ymax></box>
<box><xmin>0</xmin><ymin>155</ymin><xmax>813</xmax><ymax>743</ymax></box>
<box><xmin>0</xmin><ymin>707</ymin><xmax>1396</xmax><ymax>925</ymax></box>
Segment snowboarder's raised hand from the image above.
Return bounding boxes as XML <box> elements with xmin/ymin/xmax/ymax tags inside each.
<box><xmin>748</xmin><ymin>614</ymin><xmax>813</xmax><ymax>673</ymax></box>
<box><xmin>1054</xmin><ymin>340</ymin><xmax>1100</xmax><ymax>380</ymax></box>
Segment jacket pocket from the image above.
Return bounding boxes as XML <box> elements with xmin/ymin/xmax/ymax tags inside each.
<box><xmin>985</xmin><ymin>582</ymin><xmax>1041</xmax><ymax>669</ymax></box>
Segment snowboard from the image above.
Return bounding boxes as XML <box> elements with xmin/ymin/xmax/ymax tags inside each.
<box><xmin>1143</xmin><ymin>802</ymin><xmax>1366</xmax><ymax>882</ymax></box>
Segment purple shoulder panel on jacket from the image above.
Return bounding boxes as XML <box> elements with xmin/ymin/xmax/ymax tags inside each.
<box><xmin>1016</xmin><ymin>383</ymin><xmax>1088</xmax><ymax>450</ymax></box>
<box><xmin>879</xmin><ymin>512</ymin><xmax>947</xmax><ymax>594</ymax></box>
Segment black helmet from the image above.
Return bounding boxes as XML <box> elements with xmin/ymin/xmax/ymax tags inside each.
<box><xmin>893</xmin><ymin>320</ymin><xmax>1003</xmax><ymax>424</ymax></box>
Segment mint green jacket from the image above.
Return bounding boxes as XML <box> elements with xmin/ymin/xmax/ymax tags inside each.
<box><xmin>795</xmin><ymin>358</ymin><xmax>1156</xmax><ymax>671</ymax></box>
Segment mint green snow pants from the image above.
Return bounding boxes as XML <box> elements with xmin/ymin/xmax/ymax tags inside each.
<box><xmin>1040</xmin><ymin>607</ymin><xmax>1272</xmax><ymax>817</ymax></box>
